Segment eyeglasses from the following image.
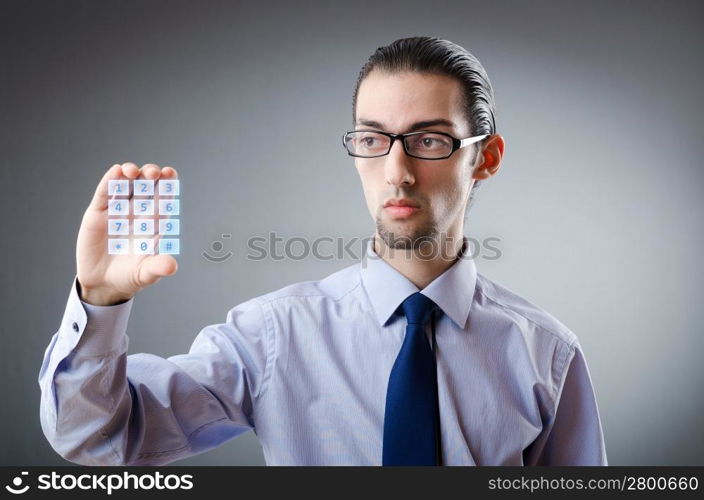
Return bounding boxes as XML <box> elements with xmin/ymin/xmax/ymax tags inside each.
<box><xmin>342</xmin><ymin>129</ymin><xmax>489</xmax><ymax>160</ymax></box>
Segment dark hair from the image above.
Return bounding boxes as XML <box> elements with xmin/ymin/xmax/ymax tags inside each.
<box><xmin>352</xmin><ymin>36</ymin><xmax>496</xmax><ymax>212</ymax></box>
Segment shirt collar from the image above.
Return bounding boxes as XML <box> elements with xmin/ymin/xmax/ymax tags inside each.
<box><xmin>360</xmin><ymin>235</ymin><xmax>477</xmax><ymax>330</ymax></box>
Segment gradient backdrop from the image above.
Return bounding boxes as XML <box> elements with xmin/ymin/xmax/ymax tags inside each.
<box><xmin>1</xmin><ymin>0</ymin><xmax>702</xmax><ymax>465</ymax></box>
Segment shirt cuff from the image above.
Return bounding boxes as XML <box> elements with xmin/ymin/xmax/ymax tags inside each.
<box><xmin>58</xmin><ymin>276</ymin><xmax>134</xmax><ymax>356</ymax></box>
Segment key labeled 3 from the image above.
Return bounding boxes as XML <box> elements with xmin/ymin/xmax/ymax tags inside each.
<box><xmin>158</xmin><ymin>179</ymin><xmax>179</xmax><ymax>196</ymax></box>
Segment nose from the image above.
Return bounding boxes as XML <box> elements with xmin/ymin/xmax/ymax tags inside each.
<box><xmin>384</xmin><ymin>138</ymin><xmax>415</xmax><ymax>187</ymax></box>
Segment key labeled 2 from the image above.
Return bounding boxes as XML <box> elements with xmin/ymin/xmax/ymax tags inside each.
<box><xmin>134</xmin><ymin>179</ymin><xmax>155</xmax><ymax>196</ymax></box>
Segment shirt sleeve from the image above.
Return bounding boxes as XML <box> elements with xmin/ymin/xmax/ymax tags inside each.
<box><xmin>524</xmin><ymin>341</ymin><xmax>608</xmax><ymax>465</ymax></box>
<box><xmin>37</xmin><ymin>276</ymin><xmax>272</xmax><ymax>466</ymax></box>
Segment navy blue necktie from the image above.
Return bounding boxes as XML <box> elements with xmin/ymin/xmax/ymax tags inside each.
<box><xmin>383</xmin><ymin>292</ymin><xmax>440</xmax><ymax>465</ymax></box>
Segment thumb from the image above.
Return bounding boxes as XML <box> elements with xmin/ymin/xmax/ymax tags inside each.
<box><xmin>137</xmin><ymin>255</ymin><xmax>178</xmax><ymax>287</ymax></box>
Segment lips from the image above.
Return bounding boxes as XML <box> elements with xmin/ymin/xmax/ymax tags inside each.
<box><xmin>383</xmin><ymin>198</ymin><xmax>420</xmax><ymax>218</ymax></box>
<box><xmin>384</xmin><ymin>198</ymin><xmax>419</xmax><ymax>208</ymax></box>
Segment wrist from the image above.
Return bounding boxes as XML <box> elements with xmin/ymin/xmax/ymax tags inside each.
<box><xmin>77</xmin><ymin>279</ymin><xmax>133</xmax><ymax>306</ymax></box>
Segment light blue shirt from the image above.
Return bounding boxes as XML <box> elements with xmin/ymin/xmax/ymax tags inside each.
<box><xmin>38</xmin><ymin>237</ymin><xmax>607</xmax><ymax>465</ymax></box>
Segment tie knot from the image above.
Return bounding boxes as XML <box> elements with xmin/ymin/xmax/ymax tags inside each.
<box><xmin>400</xmin><ymin>292</ymin><xmax>438</xmax><ymax>325</ymax></box>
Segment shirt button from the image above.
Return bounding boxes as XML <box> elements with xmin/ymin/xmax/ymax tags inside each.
<box><xmin>72</xmin><ymin>322</ymin><xmax>79</xmax><ymax>332</ymax></box>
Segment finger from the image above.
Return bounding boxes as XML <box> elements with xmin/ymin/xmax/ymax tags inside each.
<box><xmin>121</xmin><ymin>162</ymin><xmax>140</xmax><ymax>179</ymax></box>
<box><xmin>88</xmin><ymin>163</ymin><xmax>126</xmax><ymax>212</ymax></box>
<box><xmin>159</xmin><ymin>166</ymin><xmax>178</xmax><ymax>179</ymax></box>
<box><xmin>139</xmin><ymin>163</ymin><xmax>162</xmax><ymax>180</ymax></box>
<box><xmin>132</xmin><ymin>164</ymin><xmax>160</xmax><ymax>219</ymax></box>
<box><xmin>155</xmin><ymin>166</ymin><xmax>179</xmax><ymax>207</ymax></box>
<box><xmin>119</xmin><ymin>162</ymin><xmax>141</xmax><ymax>202</ymax></box>
<box><xmin>136</xmin><ymin>254</ymin><xmax>178</xmax><ymax>287</ymax></box>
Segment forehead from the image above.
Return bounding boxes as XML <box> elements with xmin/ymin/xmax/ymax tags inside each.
<box><xmin>355</xmin><ymin>70</ymin><xmax>466</xmax><ymax>133</ymax></box>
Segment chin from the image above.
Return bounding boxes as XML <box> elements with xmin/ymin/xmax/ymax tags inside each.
<box><xmin>375</xmin><ymin>215</ymin><xmax>439</xmax><ymax>251</ymax></box>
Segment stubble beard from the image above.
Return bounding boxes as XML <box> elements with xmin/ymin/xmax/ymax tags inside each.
<box><xmin>375</xmin><ymin>211</ymin><xmax>440</xmax><ymax>250</ymax></box>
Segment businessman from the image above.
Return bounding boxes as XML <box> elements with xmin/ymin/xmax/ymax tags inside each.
<box><xmin>39</xmin><ymin>36</ymin><xmax>607</xmax><ymax>465</ymax></box>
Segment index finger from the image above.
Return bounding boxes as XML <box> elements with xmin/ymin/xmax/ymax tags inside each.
<box><xmin>87</xmin><ymin>162</ymin><xmax>140</xmax><ymax>212</ymax></box>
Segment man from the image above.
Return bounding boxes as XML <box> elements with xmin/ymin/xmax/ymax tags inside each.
<box><xmin>38</xmin><ymin>36</ymin><xmax>607</xmax><ymax>465</ymax></box>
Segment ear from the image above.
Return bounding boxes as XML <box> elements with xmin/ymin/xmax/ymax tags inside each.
<box><xmin>472</xmin><ymin>134</ymin><xmax>505</xmax><ymax>180</ymax></box>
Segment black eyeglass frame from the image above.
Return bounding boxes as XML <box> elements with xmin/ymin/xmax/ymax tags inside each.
<box><xmin>341</xmin><ymin>129</ymin><xmax>490</xmax><ymax>160</ymax></box>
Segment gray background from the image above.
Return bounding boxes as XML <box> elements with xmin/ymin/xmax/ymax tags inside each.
<box><xmin>1</xmin><ymin>0</ymin><xmax>702</xmax><ymax>465</ymax></box>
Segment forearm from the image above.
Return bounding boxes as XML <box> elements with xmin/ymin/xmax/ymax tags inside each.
<box><xmin>38</xmin><ymin>276</ymin><xmax>265</xmax><ymax>466</ymax></box>
<box><xmin>38</xmin><ymin>276</ymin><xmax>134</xmax><ymax>464</ymax></box>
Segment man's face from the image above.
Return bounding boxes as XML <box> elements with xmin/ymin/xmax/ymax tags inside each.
<box><xmin>353</xmin><ymin>70</ymin><xmax>480</xmax><ymax>250</ymax></box>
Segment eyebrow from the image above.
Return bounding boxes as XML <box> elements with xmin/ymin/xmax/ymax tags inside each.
<box><xmin>355</xmin><ymin>118</ymin><xmax>457</xmax><ymax>133</ymax></box>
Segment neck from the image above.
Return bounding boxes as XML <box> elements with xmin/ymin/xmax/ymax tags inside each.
<box><xmin>372</xmin><ymin>227</ymin><xmax>466</xmax><ymax>290</ymax></box>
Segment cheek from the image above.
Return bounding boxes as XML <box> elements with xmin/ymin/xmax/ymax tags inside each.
<box><xmin>420</xmin><ymin>168</ymin><xmax>467</xmax><ymax>214</ymax></box>
<box><xmin>356</xmin><ymin>165</ymin><xmax>381</xmax><ymax>211</ymax></box>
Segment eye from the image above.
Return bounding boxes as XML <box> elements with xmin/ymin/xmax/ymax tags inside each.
<box><xmin>408</xmin><ymin>134</ymin><xmax>450</xmax><ymax>148</ymax></box>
